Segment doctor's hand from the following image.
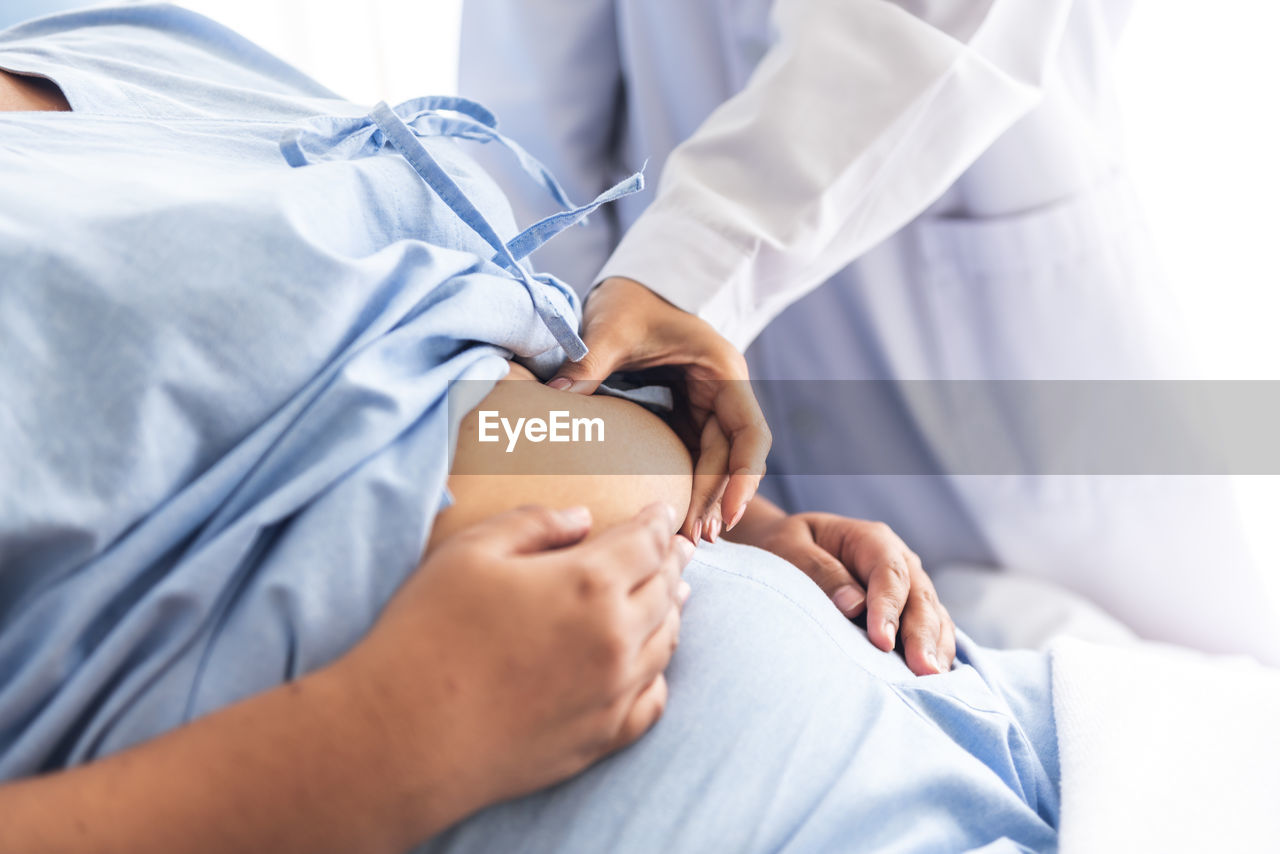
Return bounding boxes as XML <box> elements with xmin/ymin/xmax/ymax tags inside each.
<box><xmin>727</xmin><ymin>497</ymin><xmax>955</xmax><ymax>675</ymax></box>
<box><xmin>549</xmin><ymin>276</ymin><xmax>771</xmax><ymax>543</ymax></box>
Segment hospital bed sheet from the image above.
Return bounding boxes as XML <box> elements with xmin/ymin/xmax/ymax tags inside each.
<box><xmin>1051</xmin><ymin>635</ymin><xmax>1280</xmax><ymax>853</ymax></box>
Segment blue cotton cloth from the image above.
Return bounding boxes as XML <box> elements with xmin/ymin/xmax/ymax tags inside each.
<box><xmin>0</xmin><ymin>0</ymin><xmax>87</xmax><ymax>30</ymax></box>
<box><xmin>424</xmin><ymin>540</ymin><xmax>1059</xmax><ymax>854</ymax></box>
<box><xmin>0</xmin><ymin>3</ymin><xmax>632</xmax><ymax>774</ymax></box>
<box><xmin>1</xmin><ymin>7</ymin><xmax>1059</xmax><ymax>851</ymax></box>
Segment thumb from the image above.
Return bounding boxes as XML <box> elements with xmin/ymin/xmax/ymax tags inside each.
<box><xmin>548</xmin><ymin>332</ymin><xmax>625</xmax><ymax>395</ymax></box>
<box><xmin>482</xmin><ymin>505</ymin><xmax>594</xmax><ymax>555</ymax></box>
<box><xmin>799</xmin><ymin>545</ymin><xmax>866</xmax><ymax>618</ymax></box>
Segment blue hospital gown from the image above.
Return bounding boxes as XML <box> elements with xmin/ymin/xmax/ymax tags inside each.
<box><xmin>0</xmin><ymin>6</ymin><xmax>1059</xmax><ymax>852</ymax></box>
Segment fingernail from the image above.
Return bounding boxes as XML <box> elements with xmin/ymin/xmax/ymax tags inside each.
<box><xmin>725</xmin><ymin>503</ymin><xmax>747</xmax><ymax>532</ymax></box>
<box><xmin>925</xmin><ymin>651</ymin><xmax>941</xmax><ymax>674</ymax></box>
<box><xmin>831</xmin><ymin>585</ymin><xmax>863</xmax><ymax>616</ymax></box>
<box><xmin>883</xmin><ymin>620</ymin><xmax>897</xmax><ymax>648</ymax></box>
<box><xmin>691</xmin><ymin>518</ymin><xmax>703</xmax><ymax>543</ymax></box>
<box><xmin>707</xmin><ymin>517</ymin><xmax>722</xmax><ymax>542</ymax></box>
<box><xmin>677</xmin><ymin>580</ymin><xmax>692</xmax><ymax>606</ymax></box>
<box><xmin>674</xmin><ymin>536</ymin><xmax>696</xmax><ymax>564</ymax></box>
<box><xmin>548</xmin><ymin>377</ymin><xmax>572</xmax><ymax>390</ymax></box>
<box><xmin>560</xmin><ymin>506</ymin><xmax>591</xmax><ymax>527</ymax></box>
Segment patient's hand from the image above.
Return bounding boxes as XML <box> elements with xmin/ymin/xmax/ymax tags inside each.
<box><xmin>345</xmin><ymin>503</ymin><xmax>694</xmax><ymax>833</ymax></box>
<box><xmin>727</xmin><ymin>497</ymin><xmax>955</xmax><ymax>675</ymax></box>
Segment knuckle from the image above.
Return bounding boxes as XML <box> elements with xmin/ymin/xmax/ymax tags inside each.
<box><xmin>665</xmin><ymin>609</ymin><xmax>682</xmax><ymax>651</ymax></box>
<box><xmin>869</xmin><ymin>520</ymin><xmax>895</xmax><ymax>540</ymax></box>
<box><xmin>650</xmin><ymin>700</ymin><xmax>667</xmax><ymax>729</ymax></box>
<box><xmin>812</xmin><ymin>559</ymin><xmax>848</xmax><ymax>590</ymax></box>
<box><xmin>448</xmin><ymin>526</ymin><xmax>486</xmax><ymax>551</ymax></box>
<box><xmin>598</xmin><ymin>627</ymin><xmax>630</xmax><ymax>671</ymax></box>
<box><xmin>909</xmin><ymin>619</ymin><xmax>937</xmax><ymax>643</ymax></box>
<box><xmin>647</xmin><ymin>517</ymin><xmax>670</xmax><ymax>554</ymax></box>
<box><xmin>709</xmin><ymin>338</ymin><xmax>748</xmax><ymax>376</ymax></box>
<box><xmin>756</xmin><ymin>416</ymin><xmax>773</xmax><ymax>445</ymax></box>
<box><xmin>662</xmin><ymin>569</ymin><xmax>681</xmax><ymax>603</ymax></box>
<box><xmin>575</xmin><ymin>564</ymin><xmax>604</xmax><ymax>600</ymax></box>
<box><xmin>650</xmin><ymin>680</ymin><xmax>670</xmax><ymax>718</ymax></box>
<box><xmin>882</xmin><ymin>558</ymin><xmax>910</xmax><ymax>587</ymax></box>
<box><xmin>781</xmin><ymin>516</ymin><xmax>808</xmax><ymax>537</ymax></box>
<box><xmin>522</xmin><ymin>504</ymin><xmax>561</xmax><ymax>531</ymax></box>
<box><xmin>591</xmin><ymin>703</ymin><xmax>629</xmax><ymax>751</ymax></box>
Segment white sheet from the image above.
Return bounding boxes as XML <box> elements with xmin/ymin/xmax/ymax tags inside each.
<box><xmin>1051</xmin><ymin>636</ymin><xmax>1280</xmax><ymax>853</ymax></box>
<box><xmin>933</xmin><ymin>564</ymin><xmax>1138</xmax><ymax>651</ymax></box>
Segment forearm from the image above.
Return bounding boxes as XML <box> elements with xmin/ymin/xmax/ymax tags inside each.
<box><xmin>0</xmin><ymin>664</ymin><xmax>457</xmax><ymax>854</ymax></box>
<box><xmin>599</xmin><ymin>0</ymin><xmax>1073</xmax><ymax>349</ymax></box>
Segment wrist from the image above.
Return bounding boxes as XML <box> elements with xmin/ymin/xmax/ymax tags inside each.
<box><xmin>588</xmin><ymin>276</ymin><xmax>686</xmax><ymax>320</ymax></box>
<box><xmin>723</xmin><ymin>496</ymin><xmax>787</xmax><ymax>547</ymax></box>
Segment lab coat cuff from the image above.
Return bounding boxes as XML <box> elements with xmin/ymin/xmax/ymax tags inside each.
<box><xmin>595</xmin><ymin>209</ymin><xmax>754</xmax><ymax>345</ymax></box>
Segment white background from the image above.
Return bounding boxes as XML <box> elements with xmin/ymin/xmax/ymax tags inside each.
<box><xmin>180</xmin><ymin>0</ymin><xmax>1280</xmax><ymax>587</ymax></box>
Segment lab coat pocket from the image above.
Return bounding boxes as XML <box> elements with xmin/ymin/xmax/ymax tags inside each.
<box><xmin>909</xmin><ymin>176</ymin><xmax>1272</xmax><ymax>661</ymax></box>
<box><xmin>913</xmin><ymin>173</ymin><xmax>1187</xmax><ymax>381</ymax></box>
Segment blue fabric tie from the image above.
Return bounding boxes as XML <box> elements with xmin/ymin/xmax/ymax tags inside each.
<box><xmin>280</xmin><ymin>96</ymin><xmax>644</xmax><ymax>361</ymax></box>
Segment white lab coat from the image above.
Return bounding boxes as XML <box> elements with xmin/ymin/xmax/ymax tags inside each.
<box><xmin>461</xmin><ymin>0</ymin><xmax>1280</xmax><ymax>663</ymax></box>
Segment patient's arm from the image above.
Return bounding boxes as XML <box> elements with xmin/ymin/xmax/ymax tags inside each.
<box><xmin>0</xmin><ymin>507</ymin><xmax>691</xmax><ymax>854</ymax></box>
<box><xmin>429</xmin><ymin>363</ymin><xmax>693</xmax><ymax>548</ymax></box>
<box><xmin>0</xmin><ymin>364</ymin><xmax>696</xmax><ymax>853</ymax></box>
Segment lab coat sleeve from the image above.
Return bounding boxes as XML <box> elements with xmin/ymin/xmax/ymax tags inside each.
<box><xmin>596</xmin><ymin>0</ymin><xmax>1075</xmax><ymax>350</ymax></box>
<box><xmin>459</xmin><ymin>0</ymin><xmax>624</xmax><ymax>290</ymax></box>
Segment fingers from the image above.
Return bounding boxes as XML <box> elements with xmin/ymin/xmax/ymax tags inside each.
<box><xmin>477</xmin><ymin>504</ymin><xmax>593</xmax><ymax>555</ymax></box>
<box><xmin>546</xmin><ymin>278</ymin><xmax>646</xmax><ymax>395</ymax></box>
<box><xmin>609</xmin><ymin>674</ymin><xmax>669</xmax><ymax>753</ymax></box>
<box><xmin>900</xmin><ymin>583</ymin><xmax>945</xmax><ymax>675</ymax></box>
<box><xmin>713</xmin><ymin>379</ymin><xmax>770</xmax><ymax>533</ymax></box>
<box><xmin>793</xmin><ymin>541</ymin><xmax>867</xmax><ymax>618</ymax></box>
<box><xmin>635</xmin><ymin>599</ymin><xmax>681</xmax><ymax>682</ymax></box>
<box><xmin>547</xmin><ymin>335</ymin><xmax>619</xmax><ymax>395</ymax></box>
<box><xmin>610</xmin><ymin>536</ymin><xmax>689</xmax><ymax>754</ymax></box>
<box><xmin>683</xmin><ymin>416</ymin><xmax>729</xmax><ymax>541</ymax></box>
<box><xmin>588</xmin><ymin>502</ymin><xmax>680</xmax><ymax>585</ymax></box>
<box><xmin>937</xmin><ymin>605</ymin><xmax>957</xmax><ymax>671</ymax></box>
<box><xmin>628</xmin><ymin>536</ymin><xmax>695</xmax><ymax>636</ymax></box>
<box><xmin>896</xmin><ymin>553</ymin><xmax>955</xmax><ymax>674</ymax></box>
<box><xmin>608</xmin><ymin>592</ymin><xmax>683</xmax><ymax>754</ymax></box>
<box><xmin>864</xmin><ymin>543</ymin><xmax>953</xmax><ymax>675</ymax></box>
<box><xmin>832</xmin><ymin>519</ymin><xmax>915</xmax><ymax>653</ymax></box>
<box><xmin>818</xmin><ymin>516</ymin><xmax>954</xmax><ymax>673</ymax></box>
<box><xmin>864</xmin><ymin>552</ymin><xmax>912</xmax><ymax>653</ymax></box>
<box><xmin>544</xmin><ymin>275</ymin><xmax>769</xmax><ymax>545</ymax></box>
